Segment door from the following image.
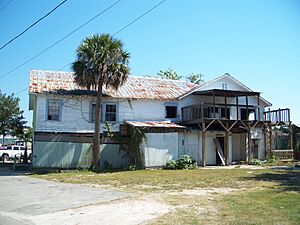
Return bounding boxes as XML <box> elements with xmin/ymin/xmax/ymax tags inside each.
<box><xmin>251</xmin><ymin>139</ymin><xmax>259</xmax><ymax>159</ymax></box>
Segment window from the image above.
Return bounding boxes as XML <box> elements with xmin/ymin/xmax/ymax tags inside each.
<box><xmin>47</xmin><ymin>100</ymin><xmax>61</xmax><ymax>121</ymax></box>
<box><xmin>13</xmin><ymin>147</ymin><xmax>19</xmax><ymax>150</ymax></box>
<box><xmin>165</xmin><ymin>106</ymin><xmax>177</xmax><ymax>118</ymax></box>
<box><xmin>221</xmin><ymin>82</ymin><xmax>228</xmax><ymax>90</ymax></box>
<box><xmin>90</xmin><ymin>103</ymin><xmax>117</xmax><ymax>122</ymax></box>
<box><xmin>90</xmin><ymin>104</ymin><xmax>104</xmax><ymax>123</ymax></box>
<box><xmin>105</xmin><ymin>104</ymin><xmax>117</xmax><ymax>122</ymax></box>
<box><xmin>221</xmin><ymin>108</ymin><xmax>230</xmax><ymax>119</ymax></box>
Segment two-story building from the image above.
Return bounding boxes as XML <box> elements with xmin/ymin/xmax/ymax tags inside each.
<box><xmin>29</xmin><ymin>70</ymin><xmax>291</xmax><ymax>168</ymax></box>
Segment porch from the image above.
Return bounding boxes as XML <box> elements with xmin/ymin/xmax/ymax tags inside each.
<box><xmin>180</xmin><ymin>89</ymin><xmax>292</xmax><ymax>166</ymax></box>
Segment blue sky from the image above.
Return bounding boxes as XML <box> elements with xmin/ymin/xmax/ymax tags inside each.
<box><xmin>0</xmin><ymin>0</ymin><xmax>299</xmax><ymax>125</ymax></box>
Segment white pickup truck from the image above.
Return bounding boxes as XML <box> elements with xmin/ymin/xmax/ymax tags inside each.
<box><xmin>0</xmin><ymin>145</ymin><xmax>32</xmax><ymax>161</ymax></box>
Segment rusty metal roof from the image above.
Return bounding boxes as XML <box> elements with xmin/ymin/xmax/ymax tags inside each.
<box><xmin>125</xmin><ymin>121</ymin><xmax>186</xmax><ymax>129</ymax></box>
<box><xmin>29</xmin><ymin>70</ymin><xmax>198</xmax><ymax>100</ymax></box>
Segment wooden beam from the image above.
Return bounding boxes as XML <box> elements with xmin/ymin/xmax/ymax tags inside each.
<box><xmin>236</xmin><ymin>96</ymin><xmax>239</xmax><ymax>120</ymax></box>
<box><xmin>264</xmin><ymin>127</ymin><xmax>267</xmax><ymax>158</ymax></box>
<box><xmin>217</xmin><ymin>119</ymin><xmax>228</xmax><ymax>132</ymax></box>
<box><xmin>246</xmin><ymin>95</ymin><xmax>249</xmax><ymax>120</ymax></box>
<box><xmin>225</xmin><ymin>96</ymin><xmax>228</xmax><ymax>120</ymax></box>
<box><xmin>204</xmin><ymin>119</ymin><xmax>216</xmax><ymax>131</ymax></box>
<box><xmin>225</xmin><ymin>132</ymin><xmax>229</xmax><ymax>165</ymax></box>
<box><xmin>202</xmin><ymin>131</ymin><xmax>206</xmax><ymax>167</ymax></box>
<box><xmin>213</xmin><ymin>92</ymin><xmax>216</xmax><ymax>118</ymax></box>
<box><xmin>257</xmin><ymin>94</ymin><xmax>261</xmax><ymax>121</ymax></box>
<box><xmin>248</xmin><ymin>131</ymin><xmax>251</xmax><ymax>163</ymax></box>
<box><xmin>228</xmin><ymin>120</ymin><xmax>238</xmax><ymax>132</ymax></box>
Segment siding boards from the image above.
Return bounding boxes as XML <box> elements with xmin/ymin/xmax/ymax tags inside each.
<box><xmin>33</xmin><ymin>141</ymin><xmax>130</xmax><ymax>169</ymax></box>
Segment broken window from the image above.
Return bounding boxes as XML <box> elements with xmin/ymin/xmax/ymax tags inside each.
<box><xmin>221</xmin><ymin>108</ymin><xmax>230</xmax><ymax>119</ymax></box>
<box><xmin>165</xmin><ymin>106</ymin><xmax>177</xmax><ymax>118</ymax></box>
<box><xmin>47</xmin><ymin>100</ymin><xmax>61</xmax><ymax>121</ymax></box>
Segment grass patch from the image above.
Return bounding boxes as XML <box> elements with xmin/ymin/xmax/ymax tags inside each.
<box><xmin>32</xmin><ymin>167</ymin><xmax>300</xmax><ymax>224</ymax></box>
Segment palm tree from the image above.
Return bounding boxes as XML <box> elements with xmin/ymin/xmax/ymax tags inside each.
<box><xmin>72</xmin><ymin>34</ymin><xmax>130</xmax><ymax>171</ymax></box>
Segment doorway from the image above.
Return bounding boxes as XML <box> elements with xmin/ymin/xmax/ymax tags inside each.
<box><xmin>216</xmin><ymin>136</ymin><xmax>225</xmax><ymax>165</ymax></box>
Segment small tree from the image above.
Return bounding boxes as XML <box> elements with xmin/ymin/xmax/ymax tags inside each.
<box><xmin>0</xmin><ymin>91</ymin><xmax>25</xmax><ymax>145</ymax></box>
<box><xmin>157</xmin><ymin>68</ymin><xmax>182</xmax><ymax>80</ymax></box>
<box><xmin>186</xmin><ymin>73</ymin><xmax>204</xmax><ymax>84</ymax></box>
<box><xmin>157</xmin><ymin>68</ymin><xmax>204</xmax><ymax>84</ymax></box>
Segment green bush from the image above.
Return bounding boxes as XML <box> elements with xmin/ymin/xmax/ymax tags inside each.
<box><xmin>176</xmin><ymin>154</ymin><xmax>193</xmax><ymax>169</ymax></box>
<box><xmin>166</xmin><ymin>160</ymin><xmax>177</xmax><ymax>170</ymax></box>
<box><xmin>165</xmin><ymin>154</ymin><xmax>198</xmax><ymax>170</ymax></box>
<box><xmin>266</xmin><ymin>154</ymin><xmax>277</xmax><ymax>164</ymax></box>
<box><xmin>251</xmin><ymin>159</ymin><xmax>263</xmax><ymax>166</ymax></box>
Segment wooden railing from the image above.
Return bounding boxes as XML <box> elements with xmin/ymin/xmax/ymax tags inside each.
<box><xmin>181</xmin><ymin>104</ymin><xmax>226</xmax><ymax>122</ymax></box>
<box><xmin>264</xmin><ymin>108</ymin><xmax>290</xmax><ymax>123</ymax></box>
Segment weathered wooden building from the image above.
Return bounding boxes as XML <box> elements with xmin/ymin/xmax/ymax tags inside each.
<box><xmin>29</xmin><ymin>70</ymin><xmax>292</xmax><ymax>168</ymax></box>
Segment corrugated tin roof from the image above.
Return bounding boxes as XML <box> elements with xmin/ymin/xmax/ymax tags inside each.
<box><xmin>125</xmin><ymin>121</ymin><xmax>186</xmax><ymax>129</ymax></box>
<box><xmin>29</xmin><ymin>70</ymin><xmax>198</xmax><ymax>100</ymax></box>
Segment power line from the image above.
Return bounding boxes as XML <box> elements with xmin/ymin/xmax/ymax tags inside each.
<box><xmin>113</xmin><ymin>0</ymin><xmax>167</xmax><ymax>36</ymax></box>
<box><xmin>58</xmin><ymin>0</ymin><xmax>167</xmax><ymax>72</ymax></box>
<box><xmin>12</xmin><ymin>0</ymin><xmax>168</xmax><ymax>94</ymax></box>
<box><xmin>0</xmin><ymin>0</ymin><xmax>122</xmax><ymax>79</ymax></box>
<box><xmin>14</xmin><ymin>87</ymin><xmax>28</xmax><ymax>96</ymax></box>
<box><xmin>0</xmin><ymin>0</ymin><xmax>14</xmax><ymax>14</ymax></box>
<box><xmin>0</xmin><ymin>0</ymin><xmax>68</xmax><ymax>50</ymax></box>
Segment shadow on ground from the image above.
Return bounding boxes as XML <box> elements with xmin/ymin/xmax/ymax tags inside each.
<box><xmin>246</xmin><ymin>168</ymin><xmax>300</xmax><ymax>192</ymax></box>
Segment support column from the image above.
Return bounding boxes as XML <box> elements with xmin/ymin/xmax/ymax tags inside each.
<box><xmin>264</xmin><ymin>126</ymin><xmax>268</xmax><ymax>158</ymax></box>
<box><xmin>202</xmin><ymin>131</ymin><xmax>206</xmax><ymax>167</ymax></box>
<box><xmin>257</xmin><ymin>94</ymin><xmax>261</xmax><ymax>121</ymax></box>
<box><xmin>213</xmin><ymin>92</ymin><xmax>216</xmax><ymax>118</ymax></box>
<box><xmin>225</xmin><ymin>132</ymin><xmax>229</xmax><ymax>165</ymax></box>
<box><xmin>247</xmin><ymin>131</ymin><xmax>252</xmax><ymax>163</ymax></box>
<box><xmin>236</xmin><ymin>96</ymin><xmax>239</xmax><ymax>120</ymax></box>
<box><xmin>290</xmin><ymin>125</ymin><xmax>294</xmax><ymax>151</ymax></box>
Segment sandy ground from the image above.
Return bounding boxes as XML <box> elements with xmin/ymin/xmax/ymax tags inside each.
<box><xmin>30</xmin><ymin>199</ymin><xmax>170</xmax><ymax>225</ymax></box>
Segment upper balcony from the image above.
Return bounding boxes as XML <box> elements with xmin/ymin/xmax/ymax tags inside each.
<box><xmin>180</xmin><ymin>89</ymin><xmax>291</xmax><ymax>126</ymax></box>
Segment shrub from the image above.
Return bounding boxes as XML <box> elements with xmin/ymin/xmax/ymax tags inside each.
<box><xmin>266</xmin><ymin>154</ymin><xmax>277</xmax><ymax>164</ymax></box>
<box><xmin>165</xmin><ymin>154</ymin><xmax>198</xmax><ymax>170</ymax></box>
<box><xmin>176</xmin><ymin>154</ymin><xmax>193</xmax><ymax>169</ymax></box>
<box><xmin>166</xmin><ymin>160</ymin><xmax>177</xmax><ymax>170</ymax></box>
<box><xmin>251</xmin><ymin>159</ymin><xmax>263</xmax><ymax>166</ymax></box>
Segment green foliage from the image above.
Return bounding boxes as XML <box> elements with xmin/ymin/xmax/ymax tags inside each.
<box><xmin>251</xmin><ymin>159</ymin><xmax>263</xmax><ymax>166</ymax></box>
<box><xmin>157</xmin><ymin>68</ymin><xmax>182</xmax><ymax>80</ymax></box>
<box><xmin>166</xmin><ymin>160</ymin><xmax>177</xmax><ymax>170</ymax></box>
<box><xmin>72</xmin><ymin>33</ymin><xmax>131</xmax><ymax>171</ymax></box>
<box><xmin>128</xmin><ymin>163</ymin><xmax>137</xmax><ymax>171</ymax></box>
<box><xmin>165</xmin><ymin>154</ymin><xmax>198</xmax><ymax>170</ymax></box>
<box><xmin>186</xmin><ymin>73</ymin><xmax>204</xmax><ymax>84</ymax></box>
<box><xmin>266</xmin><ymin>154</ymin><xmax>277</xmax><ymax>164</ymax></box>
<box><xmin>0</xmin><ymin>91</ymin><xmax>26</xmax><ymax>144</ymax></box>
<box><xmin>156</xmin><ymin>68</ymin><xmax>204</xmax><ymax>84</ymax></box>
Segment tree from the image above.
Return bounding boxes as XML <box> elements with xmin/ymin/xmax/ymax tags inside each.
<box><xmin>157</xmin><ymin>67</ymin><xmax>182</xmax><ymax>80</ymax></box>
<box><xmin>157</xmin><ymin>68</ymin><xmax>204</xmax><ymax>84</ymax></box>
<box><xmin>186</xmin><ymin>73</ymin><xmax>204</xmax><ymax>84</ymax></box>
<box><xmin>0</xmin><ymin>91</ymin><xmax>25</xmax><ymax>145</ymax></box>
<box><xmin>72</xmin><ymin>34</ymin><xmax>130</xmax><ymax>171</ymax></box>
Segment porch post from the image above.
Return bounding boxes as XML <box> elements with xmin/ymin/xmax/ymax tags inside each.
<box><xmin>202</xmin><ymin>131</ymin><xmax>206</xmax><ymax>167</ymax></box>
<box><xmin>247</xmin><ymin>131</ymin><xmax>252</xmax><ymax>163</ymax></box>
<box><xmin>236</xmin><ymin>96</ymin><xmax>239</xmax><ymax>120</ymax></box>
<box><xmin>246</xmin><ymin>95</ymin><xmax>249</xmax><ymax>120</ymax></box>
<box><xmin>225</xmin><ymin>132</ymin><xmax>229</xmax><ymax>165</ymax></box>
<box><xmin>257</xmin><ymin>94</ymin><xmax>261</xmax><ymax>121</ymax></box>
<box><xmin>213</xmin><ymin>91</ymin><xmax>216</xmax><ymax>118</ymax></box>
<box><xmin>225</xmin><ymin>96</ymin><xmax>228</xmax><ymax>119</ymax></box>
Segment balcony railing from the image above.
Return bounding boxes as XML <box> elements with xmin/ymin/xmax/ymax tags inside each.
<box><xmin>182</xmin><ymin>104</ymin><xmax>291</xmax><ymax>124</ymax></box>
<box><xmin>264</xmin><ymin>108</ymin><xmax>290</xmax><ymax>123</ymax></box>
<box><xmin>181</xmin><ymin>104</ymin><xmax>230</xmax><ymax>122</ymax></box>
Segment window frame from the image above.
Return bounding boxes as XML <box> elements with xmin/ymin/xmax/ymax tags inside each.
<box><xmin>46</xmin><ymin>99</ymin><xmax>62</xmax><ymax>121</ymax></box>
<box><xmin>89</xmin><ymin>101</ymin><xmax>118</xmax><ymax>123</ymax></box>
<box><xmin>164</xmin><ymin>102</ymin><xmax>178</xmax><ymax>119</ymax></box>
<box><xmin>221</xmin><ymin>82</ymin><xmax>228</xmax><ymax>90</ymax></box>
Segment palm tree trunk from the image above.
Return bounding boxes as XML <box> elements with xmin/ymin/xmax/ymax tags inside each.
<box><xmin>92</xmin><ymin>80</ymin><xmax>103</xmax><ymax>171</ymax></box>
